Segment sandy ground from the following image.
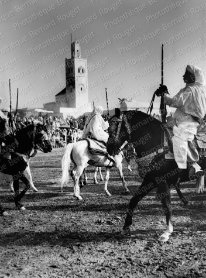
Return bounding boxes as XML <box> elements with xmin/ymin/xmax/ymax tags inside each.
<box><xmin>0</xmin><ymin>148</ymin><xmax>206</xmax><ymax>278</ymax></box>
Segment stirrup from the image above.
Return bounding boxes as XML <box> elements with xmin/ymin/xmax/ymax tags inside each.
<box><xmin>189</xmin><ymin>168</ymin><xmax>204</xmax><ymax>180</ymax></box>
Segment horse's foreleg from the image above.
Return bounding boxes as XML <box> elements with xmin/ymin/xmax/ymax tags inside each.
<box><xmin>158</xmin><ymin>183</ymin><xmax>173</xmax><ymax>242</ymax></box>
<box><xmin>13</xmin><ymin>175</ymin><xmax>21</xmax><ymax>210</ymax></box>
<box><xmin>104</xmin><ymin>168</ymin><xmax>111</xmax><ymax>196</ymax></box>
<box><xmin>117</xmin><ymin>162</ymin><xmax>130</xmax><ymax>194</ymax></box>
<box><xmin>73</xmin><ymin>166</ymin><xmax>85</xmax><ymax>200</ymax></box>
<box><xmin>25</xmin><ymin>164</ymin><xmax>38</xmax><ymax>192</ymax></box>
<box><xmin>94</xmin><ymin>167</ymin><xmax>99</xmax><ymax>184</ymax></box>
<box><xmin>99</xmin><ymin>167</ymin><xmax>104</xmax><ymax>181</ymax></box>
<box><xmin>196</xmin><ymin>175</ymin><xmax>205</xmax><ymax>193</ymax></box>
<box><xmin>11</xmin><ymin>165</ymin><xmax>37</xmax><ymax>193</ymax></box>
<box><xmin>174</xmin><ymin>179</ymin><xmax>188</xmax><ymax>205</ymax></box>
<box><xmin>0</xmin><ymin>204</ymin><xmax>8</xmax><ymax>216</ymax></box>
<box><xmin>123</xmin><ymin>175</ymin><xmax>156</xmax><ymax>233</ymax></box>
<box><xmin>79</xmin><ymin>169</ymin><xmax>87</xmax><ymax>188</ymax></box>
<box><xmin>83</xmin><ymin>168</ymin><xmax>88</xmax><ymax>185</ymax></box>
<box><xmin>10</xmin><ymin>180</ymin><xmax>14</xmax><ymax>192</ymax></box>
<box><xmin>13</xmin><ymin>173</ymin><xmax>30</xmax><ymax>210</ymax></box>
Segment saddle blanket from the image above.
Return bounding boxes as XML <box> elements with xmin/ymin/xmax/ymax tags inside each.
<box><xmin>85</xmin><ymin>138</ymin><xmax>114</xmax><ymax>167</ymax></box>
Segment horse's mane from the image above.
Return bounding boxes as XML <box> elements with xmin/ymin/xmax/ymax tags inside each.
<box><xmin>123</xmin><ymin>110</ymin><xmax>164</xmax><ymax>158</ymax></box>
<box><xmin>124</xmin><ymin>110</ymin><xmax>162</xmax><ymax>126</ymax></box>
<box><xmin>15</xmin><ymin>124</ymin><xmax>35</xmax><ymax>154</ymax></box>
<box><xmin>15</xmin><ymin>124</ymin><xmax>34</xmax><ymax>138</ymax></box>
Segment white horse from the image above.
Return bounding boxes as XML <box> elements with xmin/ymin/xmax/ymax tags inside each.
<box><xmin>61</xmin><ymin>140</ymin><xmax>130</xmax><ymax>200</ymax></box>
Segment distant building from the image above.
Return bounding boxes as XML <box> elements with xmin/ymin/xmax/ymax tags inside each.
<box><xmin>43</xmin><ymin>40</ymin><xmax>92</xmax><ymax>118</ymax></box>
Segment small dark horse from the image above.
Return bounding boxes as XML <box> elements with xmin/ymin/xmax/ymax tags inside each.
<box><xmin>107</xmin><ymin>110</ymin><xmax>205</xmax><ymax>242</ymax></box>
<box><xmin>0</xmin><ymin>123</ymin><xmax>52</xmax><ymax>215</ymax></box>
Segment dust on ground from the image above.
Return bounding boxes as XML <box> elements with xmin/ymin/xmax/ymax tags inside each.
<box><xmin>0</xmin><ymin>148</ymin><xmax>206</xmax><ymax>278</ymax></box>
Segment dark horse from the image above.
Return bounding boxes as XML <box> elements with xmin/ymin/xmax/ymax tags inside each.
<box><xmin>107</xmin><ymin>110</ymin><xmax>205</xmax><ymax>242</ymax></box>
<box><xmin>0</xmin><ymin>122</ymin><xmax>52</xmax><ymax>215</ymax></box>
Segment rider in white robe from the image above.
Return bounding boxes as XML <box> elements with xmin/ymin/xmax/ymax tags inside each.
<box><xmin>82</xmin><ymin>105</ymin><xmax>109</xmax><ymax>144</ymax></box>
<box><xmin>0</xmin><ymin>98</ymin><xmax>10</xmax><ymax>157</ymax></box>
<box><xmin>163</xmin><ymin>65</ymin><xmax>206</xmax><ymax>173</ymax></box>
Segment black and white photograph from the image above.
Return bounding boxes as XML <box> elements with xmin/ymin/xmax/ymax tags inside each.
<box><xmin>0</xmin><ymin>0</ymin><xmax>206</xmax><ymax>277</ymax></box>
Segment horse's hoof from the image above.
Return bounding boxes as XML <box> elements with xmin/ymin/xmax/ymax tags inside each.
<box><xmin>122</xmin><ymin>226</ymin><xmax>131</xmax><ymax>236</ymax></box>
<box><xmin>105</xmin><ymin>192</ymin><xmax>112</xmax><ymax>197</ymax></box>
<box><xmin>32</xmin><ymin>188</ymin><xmax>38</xmax><ymax>192</ymax></box>
<box><xmin>159</xmin><ymin>232</ymin><xmax>170</xmax><ymax>243</ymax></box>
<box><xmin>93</xmin><ymin>179</ymin><xmax>98</xmax><ymax>184</ymax></box>
<box><xmin>20</xmin><ymin>206</ymin><xmax>26</xmax><ymax>211</ymax></box>
<box><xmin>2</xmin><ymin>211</ymin><xmax>9</xmax><ymax>216</ymax></box>
<box><xmin>17</xmin><ymin>205</ymin><xmax>26</xmax><ymax>211</ymax></box>
<box><xmin>74</xmin><ymin>195</ymin><xmax>83</xmax><ymax>201</ymax></box>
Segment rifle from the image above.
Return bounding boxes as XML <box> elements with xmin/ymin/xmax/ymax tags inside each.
<box><xmin>160</xmin><ymin>44</ymin><xmax>167</xmax><ymax>123</ymax></box>
<box><xmin>8</xmin><ymin>79</ymin><xmax>14</xmax><ymax>132</ymax></box>
<box><xmin>147</xmin><ymin>44</ymin><xmax>168</xmax><ymax>121</ymax></box>
<box><xmin>105</xmin><ymin>88</ymin><xmax>109</xmax><ymax>119</ymax></box>
<box><xmin>15</xmin><ymin>88</ymin><xmax>19</xmax><ymax>116</ymax></box>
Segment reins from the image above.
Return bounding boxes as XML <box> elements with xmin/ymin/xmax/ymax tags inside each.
<box><xmin>114</xmin><ymin>113</ymin><xmax>133</xmax><ymax>154</ymax></box>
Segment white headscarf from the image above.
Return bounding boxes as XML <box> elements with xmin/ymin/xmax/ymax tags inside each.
<box><xmin>186</xmin><ymin>65</ymin><xmax>205</xmax><ymax>85</ymax></box>
<box><xmin>183</xmin><ymin>65</ymin><xmax>206</xmax><ymax>119</ymax></box>
<box><xmin>94</xmin><ymin>105</ymin><xmax>104</xmax><ymax>115</ymax></box>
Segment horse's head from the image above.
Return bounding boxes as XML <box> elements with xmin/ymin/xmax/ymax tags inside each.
<box><xmin>34</xmin><ymin>123</ymin><xmax>52</xmax><ymax>153</ymax></box>
<box><xmin>108</xmin><ymin>110</ymin><xmax>163</xmax><ymax>158</ymax></box>
<box><xmin>107</xmin><ymin>114</ymin><xmax>129</xmax><ymax>156</ymax></box>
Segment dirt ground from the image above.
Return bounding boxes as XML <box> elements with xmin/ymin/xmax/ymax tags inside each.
<box><xmin>0</xmin><ymin>148</ymin><xmax>206</xmax><ymax>278</ymax></box>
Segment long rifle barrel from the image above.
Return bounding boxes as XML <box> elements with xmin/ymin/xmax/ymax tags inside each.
<box><xmin>16</xmin><ymin>88</ymin><xmax>19</xmax><ymax>115</ymax></box>
<box><xmin>160</xmin><ymin>44</ymin><xmax>167</xmax><ymax>123</ymax></box>
<box><xmin>9</xmin><ymin>79</ymin><xmax>12</xmax><ymax>113</ymax></box>
<box><xmin>161</xmin><ymin>44</ymin><xmax>164</xmax><ymax>85</ymax></box>
<box><xmin>105</xmin><ymin>88</ymin><xmax>109</xmax><ymax>116</ymax></box>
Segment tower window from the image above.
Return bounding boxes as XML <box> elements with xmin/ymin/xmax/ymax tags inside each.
<box><xmin>78</xmin><ymin>66</ymin><xmax>85</xmax><ymax>74</ymax></box>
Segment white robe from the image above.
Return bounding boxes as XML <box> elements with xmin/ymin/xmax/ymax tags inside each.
<box><xmin>165</xmin><ymin>65</ymin><xmax>206</xmax><ymax>169</ymax></box>
<box><xmin>82</xmin><ymin>112</ymin><xmax>109</xmax><ymax>143</ymax></box>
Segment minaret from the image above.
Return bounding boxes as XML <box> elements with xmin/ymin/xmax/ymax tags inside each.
<box><xmin>65</xmin><ymin>40</ymin><xmax>88</xmax><ymax>108</ymax></box>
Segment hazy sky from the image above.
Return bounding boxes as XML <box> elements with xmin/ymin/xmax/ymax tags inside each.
<box><xmin>1</xmin><ymin>0</ymin><xmax>206</xmax><ymax>111</ymax></box>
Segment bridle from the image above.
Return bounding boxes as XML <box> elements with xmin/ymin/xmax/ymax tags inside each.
<box><xmin>30</xmin><ymin>124</ymin><xmax>48</xmax><ymax>155</ymax></box>
<box><xmin>113</xmin><ymin>113</ymin><xmax>133</xmax><ymax>154</ymax></box>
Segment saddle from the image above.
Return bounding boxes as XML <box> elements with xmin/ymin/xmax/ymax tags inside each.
<box><xmin>84</xmin><ymin>138</ymin><xmax>115</xmax><ymax>167</ymax></box>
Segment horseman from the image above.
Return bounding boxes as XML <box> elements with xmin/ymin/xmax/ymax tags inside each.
<box><xmin>82</xmin><ymin>105</ymin><xmax>109</xmax><ymax>144</ymax></box>
<box><xmin>0</xmin><ymin>98</ymin><xmax>10</xmax><ymax>155</ymax></box>
<box><xmin>156</xmin><ymin>65</ymin><xmax>206</xmax><ymax>178</ymax></box>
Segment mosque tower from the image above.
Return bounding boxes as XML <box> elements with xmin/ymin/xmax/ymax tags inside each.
<box><xmin>65</xmin><ymin>40</ymin><xmax>89</xmax><ymax>108</ymax></box>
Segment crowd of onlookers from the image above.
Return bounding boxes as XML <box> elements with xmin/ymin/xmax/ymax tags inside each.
<box><xmin>7</xmin><ymin>113</ymin><xmax>86</xmax><ymax>148</ymax></box>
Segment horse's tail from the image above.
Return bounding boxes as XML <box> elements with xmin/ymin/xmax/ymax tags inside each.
<box><xmin>61</xmin><ymin>143</ymin><xmax>74</xmax><ymax>190</ymax></box>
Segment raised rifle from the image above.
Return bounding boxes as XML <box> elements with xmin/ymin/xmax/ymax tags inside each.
<box><xmin>160</xmin><ymin>44</ymin><xmax>167</xmax><ymax>123</ymax></box>
<box><xmin>8</xmin><ymin>79</ymin><xmax>14</xmax><ymax>132</ymax></box>
<box><xmin>105</xmin><ymin>88</ymin><xmax>109</xmax><ymax>119</ymax></box>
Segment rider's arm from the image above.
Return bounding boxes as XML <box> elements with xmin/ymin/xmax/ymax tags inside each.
<box><xmin>164</xmin><ymin>88</ymin><xmax>191</xmax><ymax>108</ymax></box>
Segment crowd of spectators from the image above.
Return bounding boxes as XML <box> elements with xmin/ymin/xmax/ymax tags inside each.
<box><xmin>8</xmin><ymin>113</ymin><xmax>86</xmax><ymax>148</ymax></box>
